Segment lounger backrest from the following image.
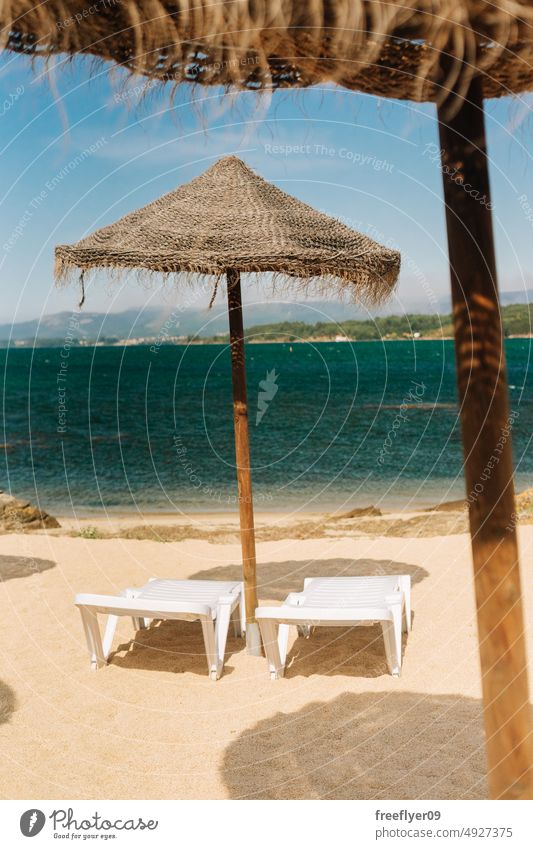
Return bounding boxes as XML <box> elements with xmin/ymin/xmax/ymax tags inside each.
<box><xmin>302</xmin><ymin>576</ymin><xmax>403</xmax><ymax>607</ymax></box>
<box><xmin>138</xmin><ymin>579</ymin><xmax>241</xmax><ymax>611</ymax></box>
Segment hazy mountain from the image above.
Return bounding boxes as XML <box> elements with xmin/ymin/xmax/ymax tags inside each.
<box><xmin>0</xmin><ymin>302</ymin><xmax>371</xmax><ymax>343</ymax></box>
<box><xmin>1</xmin><ymin>290</ymin><xmax>531</xmax><ymax>344</ymax></box>
<box><xmin>427</xmin><ymin>289</ymin><xmax>533</xmax><ymax>314</ymax></box>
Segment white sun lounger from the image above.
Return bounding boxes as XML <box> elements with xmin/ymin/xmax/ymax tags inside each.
<box><xmin>256</xmin><ymin>575</ymin><xmax>411</xmax><ymax>679</ymax></box>
<box><xmin>75</xmin><ymin>579</ymin><xmax>244</xmax><ymax>680</ymax></box>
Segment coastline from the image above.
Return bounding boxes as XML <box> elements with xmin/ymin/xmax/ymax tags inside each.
<box><xmin>18</xmin><ymin>486</ymin><xmax>530</xmax><ymax>541</ymax></box>
<box><xmin>4</xmin><ymin>335</ymin><xmax>533</xmax><ymax>348</ymax></box>
<box><xmin>24</xmin><ymin>502</ymin><xmax>480</xmax><ymax>542</ymax></box>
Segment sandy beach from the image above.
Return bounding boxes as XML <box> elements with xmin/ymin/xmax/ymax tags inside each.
<box><xmin>1</xmin><ymin>509</ymin><xmax>532</xmax><ymax>800</ymax></box>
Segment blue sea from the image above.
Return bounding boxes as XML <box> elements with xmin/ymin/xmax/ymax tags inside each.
<box><xmin>1</xmin><ymin>340</ymin><xmax>532</xmax><ymax>515</ymax></box>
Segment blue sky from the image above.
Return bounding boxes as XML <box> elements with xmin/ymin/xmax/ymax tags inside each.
<box><xmin>1</xmin><ymin>53</ymin><xmax>532</xmax><ymax>324</ymax></box>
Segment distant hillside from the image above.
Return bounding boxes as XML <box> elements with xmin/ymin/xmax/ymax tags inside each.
<box><xmin>1</xmin><ymin>296</ymin><xmax>532</xmax><ymax>347</ymax></box>
<box><xmin>203</xmin><ymin>304</ymin><xmax>533</xmax><ymax>342</ymax></box>
<box><xmin>0</xmin><ymin>301</ymin><xmax>371</xmax><ymax>345</ymax></box>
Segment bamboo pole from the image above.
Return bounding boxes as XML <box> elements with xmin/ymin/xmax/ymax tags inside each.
<box><xmin>437</xmin><ymin>77</ymin><xmax>533</xmax><ymax>799</ymax></box>
<box><xmin>226</xmin><ymin>268</ymin><xmax>261</xmax><ymax>655</ymax></box>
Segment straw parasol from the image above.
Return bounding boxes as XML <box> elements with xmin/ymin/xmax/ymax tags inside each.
<box><xmin>3</xmin><ymin>0</ymin><xmax>532</xmax><ymax>799</ymax></box>
<box><xmin>2</xmin><ymin>1</ymin><xmax>532</xmax><ymax>102</ymax></box>
<box><xmin>55</xmin><ymin>155</ymin><xmax>400</xmax><ymax>298</ymax></box>
<box><xmin>54</xmin><ymin>155</ymin><xmax>401</xmax><ymax>654</ymax></box>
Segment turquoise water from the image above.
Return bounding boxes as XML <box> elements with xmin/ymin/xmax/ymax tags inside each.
<box><xmin>1</xmin><ymin>339</ymin><xmax>532</xmax><ymax>514</ymax></box>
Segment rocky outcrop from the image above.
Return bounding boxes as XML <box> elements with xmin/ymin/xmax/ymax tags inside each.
<box><xmin>425</xmin><ymin>499</ymin><xmax>467</xmax><ymax>513</ymax></box>
<box><xmin>515</xmin><ymin>488</ymin><xmax>533</xmax><ymax>518</ymax></box>
<box><xmin>0</xmin><ymin>491</ymin><xmax>60</xmax><ymax>531</ymax></box>
<box><xmin>336</xmin><ymin>505</ymin><xmax>382</xmax><ymax>519</ymax></box>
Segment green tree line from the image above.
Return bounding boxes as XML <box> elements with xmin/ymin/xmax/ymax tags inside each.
<box><xmin>203</xmin><ymin>304</ymin><xmax>533</xmax><ymax>342</ymax></box>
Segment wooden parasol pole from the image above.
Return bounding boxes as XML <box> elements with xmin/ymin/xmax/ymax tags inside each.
<box><xmin>437</xmin><ymin>77</ymin><xmax>533</xmax><ymax>799</ymax></box>
<box><xmin>226</xmin><ymin>268</ymin><xmax>261</xmax><ymax>655</ymax></box>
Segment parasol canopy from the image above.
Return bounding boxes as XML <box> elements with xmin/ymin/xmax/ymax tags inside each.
<box><xmin>2</xmin><ymin>1</ymin><xmax>532</xmax><ymax>102</ymax></box>
<box><xmin>55</xmin><ymin>155</ymin><xmax>400</xmax><ymax>304</ymax></box>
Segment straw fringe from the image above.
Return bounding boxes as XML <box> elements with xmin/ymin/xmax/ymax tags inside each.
<box><xmin>55</xmin><ymin>261</ymin><xmax>398</xmax><ymax>308</ymax></box>
<box><xmin>2</xmin><ymin>1</ymin><xmax>532</xmax><ymax>102</ymax></box>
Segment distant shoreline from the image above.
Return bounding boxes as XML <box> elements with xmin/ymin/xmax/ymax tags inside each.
<box><xmin>3</xmin><ymin>335</ymin><xmax>533</xmax><ymax>348</ymax></box>
<box><xmin>1</xmin><ymin>302</ymin><xmax>531</xmax><ymax>347</ymax></box>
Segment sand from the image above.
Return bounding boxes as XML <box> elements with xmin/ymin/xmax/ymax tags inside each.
<box><xmin>1</xmin><ymin>516</ymin><xmax>532</xmax><ymax>800</ymax></box>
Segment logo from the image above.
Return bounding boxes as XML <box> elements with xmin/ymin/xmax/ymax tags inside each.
<box><xmin>256</xmin><ymin>369</ymin><xmax>279</xmax><ymax>425</ymax></box>
<box><xmin>20</xmin><ymin>810</ymin><xmax>46</xmax><ymax>837</ymax></box>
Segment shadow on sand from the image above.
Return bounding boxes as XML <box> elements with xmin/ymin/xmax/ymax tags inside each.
<box><xmin>109</xmin><ymin>619</ymin><xmax>242</xmax><ymax>678</ymax></box>
<box><xmin>0</xmin><ymin>680</ymin><xmax>16</xmax><ymax>726</ymax></box>
<box><xmin>0</xmin><ymin>554</ymin><xmax>56</xmax><ymax>582</ymax></box>
<box><xmin>276</xmin><ymin>622</ymin><xmax>410</xmax><ymax>680</ymax></box>
<box><xmin>221</xmin><ymin>691</ymin><xmax>488</xmax><ymax>800</ymax></box>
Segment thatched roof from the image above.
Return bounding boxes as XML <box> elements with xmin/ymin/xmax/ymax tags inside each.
<box><xmin>55</xmin><ymin>156</ymin><xmax>400</xmax><ymax>304</ymax></box>
<box><xmin>2</xmin><ymin>2</ymin><xmax>532</xmax><ymax>102</ymax></box>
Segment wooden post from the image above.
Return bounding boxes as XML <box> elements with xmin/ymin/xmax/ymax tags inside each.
<box><xmin>226</xmin><ymin>268</ymin><xmax>261</xmax><ymax>655</ymax></box>
<box><xmin>437</xmin><ymin>77</ymin><xmax>533</xmax><ymax>799</ymax></box>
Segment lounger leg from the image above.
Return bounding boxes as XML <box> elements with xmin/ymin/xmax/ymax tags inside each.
<box><xmin>391</xmin><ymin>602</ymin><xmax>402</xmax><ymax>672</ymax></box>
<box><xmin>215</xmin><ymin>603</ymin><xmax>233</xmax><ymax>674</ymax></box>
<box><xmin>382</xmin><ymin>607</ymin><xmax>402</xmax><ymax>677</ymax></box>
<box><xmin>278</xmin><ymin>623</ymin><xmax>290</xmax><ymax>668</ymax></box>
<box><xmin>240</xmin><ymin>588</ymin><xmax>246</xmax><ymax>636</ymax></box>
<box><xmin>258</xmin><ymin>619</ymin><xmax>285</xmax><ymax>680</ymax></box>
<box><xmin>200</xmin><ymin>618</ymin><xmax>220</xmax><ymax>681</ymax></box>
<box><xmin>102</xmin><ymin>614</ymin><xmax>119</xmax><ymax>660</ymax></box>
<box><xmin>79</xmin><ymin>607</ymin><xmax>106</xmax><ymax>671</ymax></box>
<box><xmin>381</xmin><ymin>621</ymin><xmax>397</xmax><ymax>676</ymax></box>
<box><xmin>399</xmin><ymin>576</ymin><xmax>411</xmax><ymax>633</ymax></box>
<box><xmin>296</xmin><ymin>624</ymin><xmax>311</xmax><ymax>638</ymax></box>
<box><xmin>231</xmin><ymin>603</ymin><xmax>243</xmax><ymax>638</ymax></box>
